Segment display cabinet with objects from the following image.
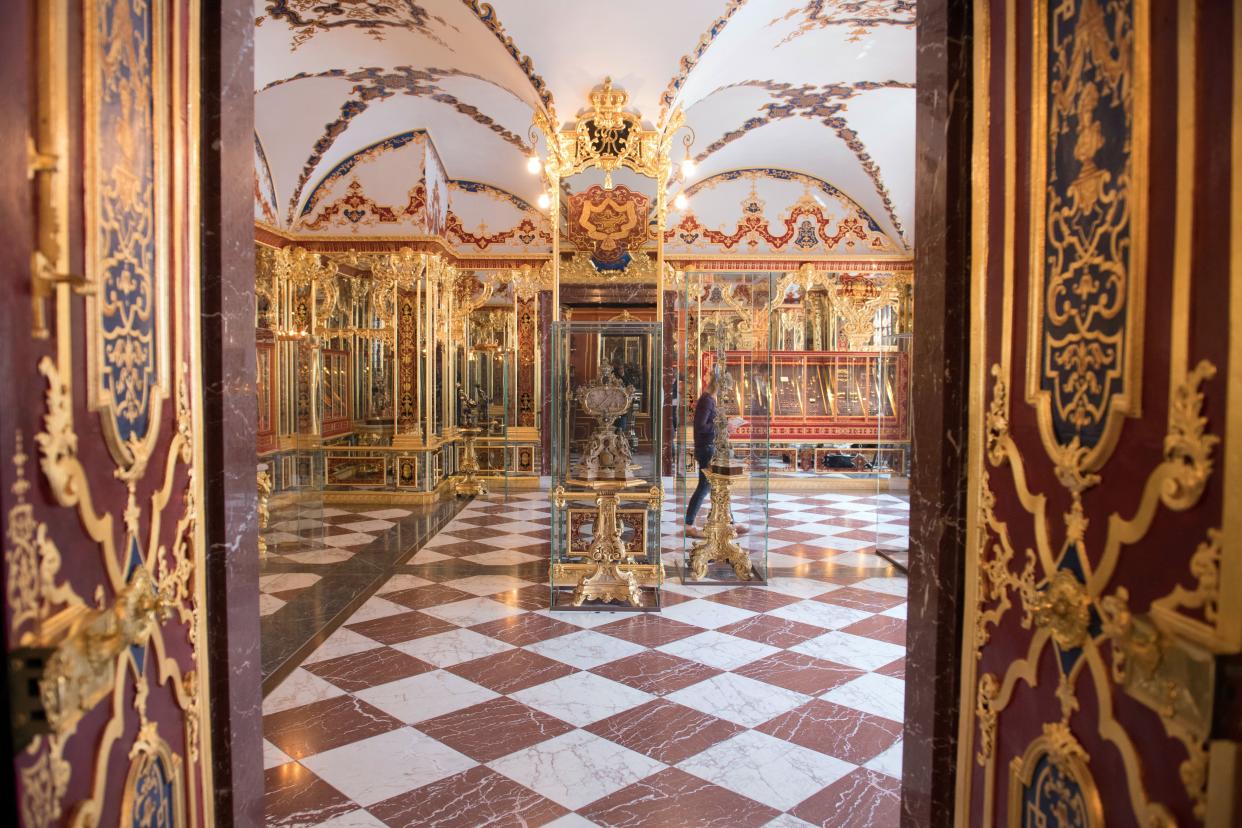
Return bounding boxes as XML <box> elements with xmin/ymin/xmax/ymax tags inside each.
<box><xmin>675</xmin><ymin>271</ymin><xmax>771</xmax><ymax>583</ymax></box>
<box><xmin>549</xmin><ymin>320</ymin><xmax>664</xmax><ymax>610</ymax></box>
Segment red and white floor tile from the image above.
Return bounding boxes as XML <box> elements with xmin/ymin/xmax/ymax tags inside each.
<box><xmin>264</xmin><ymin>489</ymin><xmax>909</xmax><ymax>827</ymax></box>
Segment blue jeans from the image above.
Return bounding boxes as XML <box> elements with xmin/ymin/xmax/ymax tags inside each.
<box><xmin>686</xmin><ymin>446</ymin><xmax>714</xmax><ymax>525</ymax></box>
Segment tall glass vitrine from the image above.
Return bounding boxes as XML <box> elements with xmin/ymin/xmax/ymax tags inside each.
<box><xmin>549</xmin><ymin>320</ymin><xmax>664</xmax><ymax>610</ymax></box>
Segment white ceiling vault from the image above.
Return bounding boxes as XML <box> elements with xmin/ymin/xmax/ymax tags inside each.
<box><xmin>254</xmin><ymin>0</ymin><xmax>916</xmax><ymax>249</ymax></box>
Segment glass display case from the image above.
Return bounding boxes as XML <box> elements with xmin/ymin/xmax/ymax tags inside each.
<box><xmin>550</xmin><ymin>320</ymin><xmax>664</xmax><ymax>610</ymax></box>
<box><xmin>676</xmin><ymin>271</ymin><xmax>771</xmax><ymax>583</ymax></box>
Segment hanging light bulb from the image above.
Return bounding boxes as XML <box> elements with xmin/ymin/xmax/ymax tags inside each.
<box><xmin>526</xmin><ymin>155</ymin><xmax>541</xmax><ymax>174</ymax></box>
<box><xmin>680</xmin><ymin>156</ymin><xmax>696</xmax><ymax>177</ymax></box>
<box><xmin>537</xmin><ymin>192</ymin><xmax>551</xmax><ymax>210</ymax></box>
<box><xmin>674</xmin><ymin>192</ymin><xmax>689</xmax><ymax>211</ymax></box>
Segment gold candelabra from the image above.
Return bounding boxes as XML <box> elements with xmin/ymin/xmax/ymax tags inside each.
<box><xmin>688</xmin><ymin>464</ymin><xmax>753</xmax><ymax>581</ymax></box>
<box><xmin>454</xmin><ymin>427</ymin><xmax>488</xmax><ymax>497</ymax></box>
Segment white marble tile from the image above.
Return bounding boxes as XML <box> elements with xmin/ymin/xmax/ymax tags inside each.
<box><xmin>659</xmin><ymin>598</ymin><xmax>758</xmax><ymax>630</ymax></box>
<box><xmin>442</xmin><ymin>574</ymin><xmax>538</xmax><ymax>596</ymax></box>
<box><xmin>355</xmin><ymin>670</ymin><xmax>498</xmax><ymax>724</ymax></box>
<box><xmin>791</xmin><ymin>631</ymin><xmax>906</xmax><ymax>672</ymax></box>
<box><xmin>666</xmin><ymin>672</ymin><xmax>810</xmax><ymax>728</ymax></box>
<box><xmin>762</xmin><ymin>815</ymin><xmax>818</xmax><ymax>828</ymax></box>
<box><xmin>852</xmin><ymin>576</ymin><xmax>909</xmax><ymax>597</ymax></box>
<box><xmin>258</xmin><ymin>593</ymin><xmax>286</xmax><ymax>616</ymax></box>
<box><xmin>864</xmin><ymin>740</ymin><xmax>904</xmax><ymax>779</ymax></box>
<box><xmin>821</xmin><ymin>673</ymin><xmax>906</xmax><ymax>722</ymax></box>
<box><xmin>411</xmin><ymin>548</ymin><xmax>455</xmax><ymax>564</ymax></box>
<box><xmin>391</xmin><ymin>628</ymin><xmax>514</xmax><ymax>667</ymax></box>
<box><xmin>360</xmin><ymin>508</ymin><xmax>412</xmax><ymax>519</ymax></box>
<box><xmin>768</xmin><ymin>600</ymin><xmax>873</xmax><ymax>630</ymax></box>
<box><xmin>345</xmin><ymin>596</ymin><xmax>412</xmax><ymax>624</ymax></box>
<box><xmin>677</xmin><ymin>730</ymin><xmax>855</xmax><ymax>811</ymax></box>
<box><xmin>263</xmin><ymin>739</ymin><xmax>293</xmax><ymax>770</ymax></box>
<box><xmin>766</xmin><ymin>551</ymin><xmax>818</xmax><ymax>568</ymax></box>
<box><xmin>321</xmin><ymin>532</ymin><xmax>377</xmax><ymax>549</ymax></box>
<box><xmin>488</xmin><ymin>729</ymin><xmax>665</xmax><ymax>811</ymax></box>
<box><xmin>375</xmin><ymin>574</ymin><xmax>435</xmax><ymax>594</ymax></box>
<box><xmin>313</xmin><ymin>810</ymin><xmax>391</xmax><ymax>828</ymax></box>
<box><xmin>662</xmin><ymin>582</ymin><xmax>737</xmax><ymax>597</ymax></box>
<box><xmin>536</xmin><ymin>609</ymin><xmax>625</xmax><ymax>629</ymax></box>
<box><xmin>487</xmin><ymin>520</ymin><xmax>547</xmax><ymax>533</ymax></box>
<box><xmin>280</xmin><ymin>548</ymin><xmax>354</xmax><ymax>565</ymax></box>
<box><xmin>423</xmin><ymin>532</ymin><xmax>469</xmax><ymax>549</ymax></box>
<box><xmin>543</xmin><ymin>814</ymin><xmax>603</xmax><ymax>828</ymax></box>
<box><xmin>302</xmin><ymin>727</ymin><xmax>477</xmax><ymax>807</ymax></box>
<box><xmin>302</xmin><ymin>627</ymin><xmax>385</xmax><ymax>665</ymax></box>
<box><xmin>510</xmin><ymin>671</ymin><xmax>654</xmax><ymax>727</ymax></box>
<box><xmin>420</xmin><ymin>597</ymin><xmax>526</xmax><ymax>626</ymax></box>
<box><xmin>271</xmin><ymin>518</ymin><xmax>325</xmax><ymax>531</ymax></box>
<box><xmin>316</xmin><ymin>508</ymin><xmax>354</xmax><ymax>517</ymax></box>
<box><xmin>262</xmin><ymin>668</ymin><xmax>345</xmax><ymax>715</ymax></box>
<box><xmin>881</xmin><ymin>602</ymin><xmax>908</xmax><ymax>620</ymax></box>
<box><xmin>338</xmin><ymin>519</ymin><xmax>395</xmax><ymax>532</ymax></box>
<box><xmin>525</xmin><ymin>630</ymin><xmax>645</xmax><ymax>670</ymax></box>
<box><xmin>462</xmin><ymin>549</ymin><xmax>544</xmax><ymax>566</ymax></box>
<box><xmin>656</xmin><ymin>630</ymin><xmax>779</xmax><ymax>671</ymax></box>
<box><xmin>828</xmin><ymin>551</ymin><xmax>892</xmax><ymax>567</ymax></box>
<box><xmin>758</xmin><ymin>578</ymin><xmax>842</xmax><ymax>599</ymax></box>
<box><xmin>259</xmin><ymin>572</ymin><xmax>321</xmax><ymax>593</ymax></box>
<box><xmin>475</xmin><ymin>534</ymin><xmax>549</xmax><ymax>550</ymax></box>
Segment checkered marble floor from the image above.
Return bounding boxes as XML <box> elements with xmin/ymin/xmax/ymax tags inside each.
<box><xmin>264</xmin><ymin>489</ymin><xmax>909</xmax><ymax>828</ymax></box>
<box><xmin>261</xmin><ymin>502</ymin><xmax>418</xmax><ymax>616</ymax></box>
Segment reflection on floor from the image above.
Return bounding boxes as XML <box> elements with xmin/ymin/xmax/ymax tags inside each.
<box><xmin>259</xmin><ymin>497</ymin><xmax>464</xmax><ymax>688</ymax></box>
<box><xmin>262</xmin><ymin>489</ymin><xmax>910</xmax><ymax>828</ymax></box>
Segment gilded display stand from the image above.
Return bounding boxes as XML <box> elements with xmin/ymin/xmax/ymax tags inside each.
<box><xmin>688</xmin><ymin>463</ymin><xmax>753</xmax><ymax>581</ymax></box>
<box><xmin>257</xmin><ymin>465</ymin><xmax>272</xmax><ymax>557</ymax></box>
<box><xmin>453</xmin><ymin>427</ymin><xmax>488</xmax><ymax>497</ymax></box>
<box><xmin>555</xmin><ymin>479</ymin><xmax>646</xmax><ymax>606</ymax></box>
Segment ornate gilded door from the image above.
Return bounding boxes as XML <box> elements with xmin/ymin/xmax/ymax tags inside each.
<box><xmin>3</xmin><ymin>0</ymin><xmax>214</xmax><ymax>825</ymax></box>
<box><xmin>956</xmin><ymin>0</ymin><xmax>1242</xmax><ymax>825</ymax></box>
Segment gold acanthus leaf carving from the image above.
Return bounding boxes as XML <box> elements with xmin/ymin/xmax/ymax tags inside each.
<box><xmin>18</xmin><ymin>739</ymin><xmax>70</xmax><ymax>828</ymax></box>
<box><xmin>1161</xmin><ymin>360</ymin><xmax>1218</xmax><ymax>511</ymax></box>
<box><xmin>1031</xmin><ymin>568</ymin><xmax>1092</xmax><ymax>652</ymax></box>
<box><xmin>985</xmin><ymin>364</ymin><xmax>1009</xmax><ymax>465</ymax></box>
<box><xmin>975</xmin><ymin>672</ymin><xmax>999</xmax><ymax>766</ymax></box>
<box><xmin>1152</xmin><ymin>528</ymin><xmax>1221</xmax><ymax>625</ymax></box>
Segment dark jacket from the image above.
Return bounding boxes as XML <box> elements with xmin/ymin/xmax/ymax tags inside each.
<box><xmin>693</xmin><ymin>392</ymin><xmax>717</xmax><ymax>463</ymax></box>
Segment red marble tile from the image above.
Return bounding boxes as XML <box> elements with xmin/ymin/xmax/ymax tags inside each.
<box><xmin>875</xmin><ymin>658</ymin><xmax>906</xmax><ymax>679</ymax></box>
<box><xmin>733</xmin><ymin>651</ymin><xmax>865</xmax><ymax>695</ymax></box>
<box><xmin>415</xmin><ymin>540</ymin><xmax>490</xmax><ymax>557</ymax></box>
<box><xmin>345</xmin><ymin>610</ymin><xmax>459</xmax><ymax>645</ymax></box>
<box><xmin>585</xmin><ymin>700</ymin><xmax>744</xmax><ymax>765</ymax></box>
<box><xmin>594</xmin><ymin>614</ymin><xmax>703</xmax><ymax>647</ymax></box>
<box><xmin>579</xmin><ymin>766</ymin><xmax>778</xmax><ymax>828</ymax></box>
<box><xmin>264</xmin><ymin>761</ymin><xmax>356</xmax><ymax>827</ymax></box>
<box><xmin>791</xmin><ymin>768</ymin><xmax>902</xmax><ymax>828</ymax></box>
<box><xmin>268</xmin><ymin>587</ymin><xmax>314</xmax><ymax>603</ymax></box>
<box><xmin>758</xmin><ymin>700</ymin><xmax>902</xmax><ymax>765</ymax></box>
<box><xmin>658</xmin><ymin>589</ymin><xmax>694</xmax><ymax>606</ymax></box>
<box><xmin>590</xmin><ymin>650</ymin><xmax>721</xmax><ymax>696</ymax></box>
<box><xmin>383</xmin><ymin>584</ymin><xmax>476</xmax><ymax>610</ymax></box>
<box><xmin>264</xmin><ymin>696</ymin><xmax>405</xmax><ymax>760</ymax></box>
<box><xmin>492</xmin><ymin>584</ymin><xmax>552</xmax><ymax>610</ymax></box>
<box><xmin>767</xmin><ymin>528</ymin><xmax>826</xmax><ymax>544</ymax></box>
<box><xmin>704</xmin><ymin>587</ymin><xmax>804</xmax><ymax>613</ymax></box>
<box><xmin>303</xmin><ymin>646</ymin><xmax>436</xmax><ymax>692</ymax></box>
<box><xmin>415</xmin><ymin>697</ymin><xmax>574</xmax><ymax>763</ymax></box>
<box><xmin>441</xmin><ymin>525</ymin><xmax>510</xmax><ymax>540</ymax></box>
<box><xmin>446</xmin><ymin>647</ymin><xmax>578</xmax><ymax>694</ymax></box>
<box><xmin>814</xmin><ymin>586</ymin><xmax>906</xmax><ymax>612</ymax></box>
<box><xmin>840</xmin><ymin>615</ymin><xmax>908</xmax><ymax>646</ymax></box>
<box><xmin>469</xmin><ymin>612</ymin><xmax>578</xmax><ymax>646</ymax></box>
<box><xmin>834</xmin><ymin>528</ymin><xmax>889</xmax><ymax>542</ymax></box>
<box><xmin>369</xmin><ymin>765</ymin><xmax>567</xmax><ymax>828</ymax></box>
<box><xmin>716</xmin><ymin>614</ymin><xmax>825</xmax><ymax>649</ymax></box>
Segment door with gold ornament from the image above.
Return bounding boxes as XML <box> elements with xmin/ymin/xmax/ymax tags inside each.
<box><xmin>1</xmin><ymin>0</ymin><xmax>216</xmax><ymax>824</ymax></box>
<box><xmin>956</xmin><ymin>0</ymin><xmax>1242</xmax><ymax>825</ymax></box>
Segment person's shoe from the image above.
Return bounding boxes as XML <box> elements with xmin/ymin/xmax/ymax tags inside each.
<box><xmin>686</xmin><ymin>526</ymin><xmax>705</xmax><ymax>539</ymax></box>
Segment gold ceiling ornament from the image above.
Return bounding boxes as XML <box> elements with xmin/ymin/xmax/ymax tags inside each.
<box><xmin>534</xmin><ymin>77</ymin><xmax>685</xmax><ymax>182</ymax></box>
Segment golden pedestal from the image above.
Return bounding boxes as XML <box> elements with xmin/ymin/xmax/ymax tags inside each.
<box><xmin>688</xmin><ymin>464</ymin><xmax>753</xmax><ymax>581</ymax></box>
<box><xmin>557</xmin><ymin>477</ymin><xmax>646</xmax><ymax>607</ymax></box>
<box><xmin>453</xmin><ymin>427</ymin><xmax>488</xmax><ymax>497</ymax></box>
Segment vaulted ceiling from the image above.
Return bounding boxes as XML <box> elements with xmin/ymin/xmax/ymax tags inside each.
<box><xmin>254</xmin><ymin>0</ymin><xmax>916</xmax><ymax>247</ymax></box>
